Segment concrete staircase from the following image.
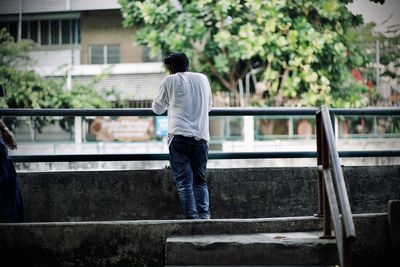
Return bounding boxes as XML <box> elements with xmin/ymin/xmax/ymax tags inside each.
<box><xmin>1</xmin><ymin>166</ymin><xmax>397</xmax><ymax>266</ymax></box>
<box><xmin>165</xmin><ymin>231</ymin><xmax>338</xmax><ymax>266</ymax></box>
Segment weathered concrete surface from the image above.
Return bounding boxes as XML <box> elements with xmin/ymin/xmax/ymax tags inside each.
<box><xmin>18</xmin><ymin>166</ymin><xmax>400</xmax><ymax>222</ymax></box>
<box><xmin>351</xmin><ymin>213</ymin><xmax>390</xmax><ymax>267</ymax></box>
<box><xmin>388</xmin><ymin>200</ymin><xmax>400</xmax><ymax>267</ymax></box>
<box><xmin>19</xmin><ymin>169</ymin><xmax>182</xmax><ymax>222</ymax></box>
<box><xmin>0</xmin><ymin>214</ymin><xmax>390</xmax><ymax>267</ymax></box>
<box><xmin>165</xmin><ymin>232</ymin><xmax>337</xmax><ymax>266</ymax></box>
<box><xmin>346</xmin><ymin>166</ymin><xmax>400</xmax><ymax>214</ymax></box>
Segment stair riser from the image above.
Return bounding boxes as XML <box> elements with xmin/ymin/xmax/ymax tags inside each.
<box><xmin>166</xmin><ymin>242</ymin><xmax>338</xmax><ymax>266</ymax></box>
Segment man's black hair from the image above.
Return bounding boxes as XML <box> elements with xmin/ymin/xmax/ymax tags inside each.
<box><xmin>164</xmin><ymin>52</ymin><xmax>189</xmax><ymax>74</ymax></box>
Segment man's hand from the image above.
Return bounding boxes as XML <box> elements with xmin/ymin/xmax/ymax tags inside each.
<box><xmin>1</xmin><ymin>128</ymin><xmax>17</xmax><ymax>150</ymax></box>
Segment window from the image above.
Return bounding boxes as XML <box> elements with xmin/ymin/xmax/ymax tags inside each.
<box><xmin>50</xmin><ymin>20</ymin><xmax>59</xmax><ymax>45</ymax></box>
<box><xmin>71</xmin><ymin>19</ymin><xmax>80</xmax><ymax>44</ymax></box>
<box><xmin>61</xmin><ymin>19</ymin><xmax>70</xmax><ymax>44</ymax></box>
<box><xmin>90</xmin><ymin>45</ymin><xmax>104</xmax><ymax>64</ymax></box>
<box><xmin>40</xmin><ymin>20</ymin><xmax>49</xmax><ymax>45</ymax></box>
<box><xmin>0</xmin><ymin>21</ymin><xmax>18</xmax><ymax>40</ymax></box>
<box><xmin>21</xmin><ymin>21</ymin><xmax>28</xmax><ymax>39</ymax></box>
<box><xmin>8</xmin><ymin>21</ymin><xmax>17</xmax><ymax>41</ymax></box>
<box><xmin>107</xmin><ymin>45</ymin><xmax>120</xmax><ymax>64</ymax></box>
<box><xmin>0</xmin><ymin>18</ymin><xmax>79</xmax><ymax>46</ymax></box>
<box><xmin>0</xmin><ymin>22</ymin><xmax>6</xmax><ymax>31</ymax></box>
<box><xmin>89</xmin><ymin>44</ymin><xmax>120</xmax><ymax>64</ymax></box>
<box><xmin>30</xmin><ymin>21</ymin><xmax>38</xmax><ymax>43</ymax></box>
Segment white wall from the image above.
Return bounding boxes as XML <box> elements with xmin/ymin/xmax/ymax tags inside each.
<box><xmin>30</xmin><ymin>48</ymin><xmax>80</xmax><ymax>72</ymax></box>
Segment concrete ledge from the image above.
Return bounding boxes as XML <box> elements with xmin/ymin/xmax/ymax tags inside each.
<box><xmin>0</xmin><ymin>213</ymin><xmax>389</xmax><ymax>267</ymax></box>
<box><xmin>18</xmin><ymin>166</ymin><xmax>400</xmax><ymax>222</ymax></box>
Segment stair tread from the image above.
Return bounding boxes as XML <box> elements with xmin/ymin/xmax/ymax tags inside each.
<box><xmin>167</xmin><ymin>231</ymin><xmax>335</xmax><ymax>245</ymax></box>
<box><xmin>165</xmin><ymin>231</ymin><xmax>338</xmax><ymax>266</ymax></box>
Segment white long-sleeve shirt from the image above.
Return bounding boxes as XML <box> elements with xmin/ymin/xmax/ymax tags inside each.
<box><xmin>152</xmin><ymin>72</ymin><xmax>213</xmax><ymax>146</ymax></box>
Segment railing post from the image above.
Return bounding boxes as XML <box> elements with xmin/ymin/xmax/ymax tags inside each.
<box><xmin>321</xmin><ymin>106</ymin><xmax>333</xmax><ymax>238</ymax></box>
<box><xmin>343</xmin><ymin>231</ymin><xmax>352</xmax><ymax>267</ymax></box>
<box><xmin>315</xmin><ymin>110</ymin><xmax>323</xmax><ymax>217</ymax></box>
<box><xmin>317</xmin><ymin>107</ymin><xmax>333</xmax><ymax>238</ymax></box>
<box><xmin>330</xmin><ymin>111</ymin><xmax>336</xmax><ymax>137</ymax></box>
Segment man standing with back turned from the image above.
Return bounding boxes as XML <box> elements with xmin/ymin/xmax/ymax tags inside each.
<box><xmin>152</xmin><ymin>52</ymin><xmax>213</xmax><ymax>219</ymax></box>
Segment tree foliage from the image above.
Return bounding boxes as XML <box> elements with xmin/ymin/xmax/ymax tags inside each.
<box><xmin>120</xmin><ymin>0</ymin><xmax>376</xmax><ymax>107</ymax></box>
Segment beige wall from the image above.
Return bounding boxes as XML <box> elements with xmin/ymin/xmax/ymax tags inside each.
<box><xmin>80</xmin><ymin>10</ymin><xmax>143</xmax><ymax>64</ymax></box>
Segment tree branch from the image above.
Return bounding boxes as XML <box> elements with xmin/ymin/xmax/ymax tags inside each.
<box><xmin>192</xmin><ymin>33</ymin><xmax>232</xmax><ymax>91</ymax></box>
<box><xmin>274</xmin><ymin>66</ymin><xmax>290</xmax><ymax>106</ymax></box>
<box><xmin>204</xmin><ymin>55</ymin><xmax>232</xmax><ymax>90</ymax></box>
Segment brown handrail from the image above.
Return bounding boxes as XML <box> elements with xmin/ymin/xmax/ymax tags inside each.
<box><xmin>316</xmin><ymin>105</ymin><xmax>356</xmax><ymax>267</ymax></box>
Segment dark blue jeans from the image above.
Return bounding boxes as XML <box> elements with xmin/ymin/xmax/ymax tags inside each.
<box><xmin>0</xmin><ymin>139</ymin><xmax>23</xmax><ymax>223</ymax></box>
<box><xmin>169</xmin><ymin>135</ymin><xmax>210</xmax><ymax>219</ymax></box>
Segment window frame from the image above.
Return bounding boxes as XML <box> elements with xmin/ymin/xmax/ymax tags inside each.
<box><xmin>89</xmin><ymin>44</ymin><xmax>121</xmax><ymax>65</ymax></box>
<box><xmin>0</xmin><ymin>16</ymin><xmax>80</xmax><ymax>46</ymax></box>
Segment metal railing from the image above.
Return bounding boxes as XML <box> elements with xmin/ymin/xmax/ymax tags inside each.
<box><xmin>1</xmin><ymin>107</ymin><xmax>399</xmax><ymax>162</ymax></box>
<box><xmin>316</xmin><ymin>105</ymin><xmax>357</xmax><ymax>267</ymax></box>
<box><xmin>1</xmin><ymin>106</ymin><xmax>400</xmax><ymax>266</ymax></box>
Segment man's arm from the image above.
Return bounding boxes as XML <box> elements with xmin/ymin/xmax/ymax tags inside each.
<box><xmin>152</xmin><ymin>79</ymin><xmax>169</xmax><ymax>115</ymax></box>
<box><xmin>0</xmin><ymin>119</ymin><xmax>17</xmax><ymax>149</ymax></box>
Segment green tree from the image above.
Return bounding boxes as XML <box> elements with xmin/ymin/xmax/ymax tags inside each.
<box><xmin>120</xmin><ymin>0</ymin><xmax>377</xmax><ymax>107</ymax></box>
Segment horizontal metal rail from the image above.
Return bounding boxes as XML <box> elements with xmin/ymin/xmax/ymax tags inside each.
<box><xmin>2</xmin><ymin>107</ymin><xmax>399</xmax><ymax>163</ymax></box>
<box><xmin>10</xmin><ymin>150</ymin><xmax>400</xmax><ymax>163</ymax></box>
<box><xmin>0</xmin><ymin>107</ymin><xmax>319</xmax><ymax>116</ymax></box>
<box><xmin>1</xmin><ymin>107</ymin><xmax>399</xmax><ymax>117</ymax></box>
<box><xmin>330</xmin><ymin>107</ymin><xmax>400</xmax><ymax>116</ymax></box>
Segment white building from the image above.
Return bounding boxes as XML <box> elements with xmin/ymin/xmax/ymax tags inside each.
<box><xmin>0</xmin><ymin>0</ymin><xmax>165</xmax><ymax>107</ymax></box>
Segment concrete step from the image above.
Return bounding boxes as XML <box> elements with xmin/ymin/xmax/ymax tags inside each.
<box><xmin>165</xmin><ymin>231</ymin><xmax>338</xmax><ymax>266</ymax></box>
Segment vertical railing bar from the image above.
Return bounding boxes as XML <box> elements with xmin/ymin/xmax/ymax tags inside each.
<box><xmin>319</xmin><ymin>105</ymin><xmax>356</xmax><ymax>267</ymax></box>
<box><xmin>321</xmin><ymin>116</ymin><xmax>332</xmax><ymax>238</ymax></box>
<box><xmin>315</xmin><ymin>110</ymin><xmax>323</xmax><ymax>217</ymax></box>
<box><xmin>321</xmin><ymin>107</ymin><xmax>356</xmax><ymax>240</ymax></box>
<box><xmin>330</xmin><ymin>110</ymin><xmax>336</xmax><ymax>137</ymax></box>
<box><xmin>323</xmin><ymin>169</ymin><xmax>345</xmax><ymax>266</ymax></box>
<box><xmin>343</xmin><ymin>230</ymin><xmax>352</xmax><ymax>267</ymax></box>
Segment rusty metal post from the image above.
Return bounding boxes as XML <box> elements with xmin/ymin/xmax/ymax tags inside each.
<box><xmin>315</xmin><ymin>110</ymin><xmax>323</xmax><ymax>217</ymax></box>
<box><xmin>343</xmin><ymin>231</ymin><xmax>352</xmax><ymax>267</ymax></box>
<box><xmin>321</xmin><ymin>120</ymin><xmax>332</xmax><ymax>238</ymax></box>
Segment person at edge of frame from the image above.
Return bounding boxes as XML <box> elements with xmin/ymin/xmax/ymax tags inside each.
<box><xmin>152</xmin><ymin>52</ymin><xmax>213</xmax><ymax>219</ymax></box>
<box><xmin>0</xmin><ymin>85</ymin><xmax>23</xmax><ymax>222</ymax></box>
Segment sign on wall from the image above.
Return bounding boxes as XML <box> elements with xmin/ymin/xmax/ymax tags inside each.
<box><xmin>90</xmin><ymin>116</ymin><xmax>154</xmax><ymax>141</ymax></box>
<box><xmin>155</xmin><ymin>116</ymin><xmax>168</xmax><ymax>138</ymax></box>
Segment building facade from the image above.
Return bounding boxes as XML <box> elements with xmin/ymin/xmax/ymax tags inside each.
<box><xmin>0</xmin><ymin>0</ymin><xmax>164</xmax><ymax>106</ymax></box>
